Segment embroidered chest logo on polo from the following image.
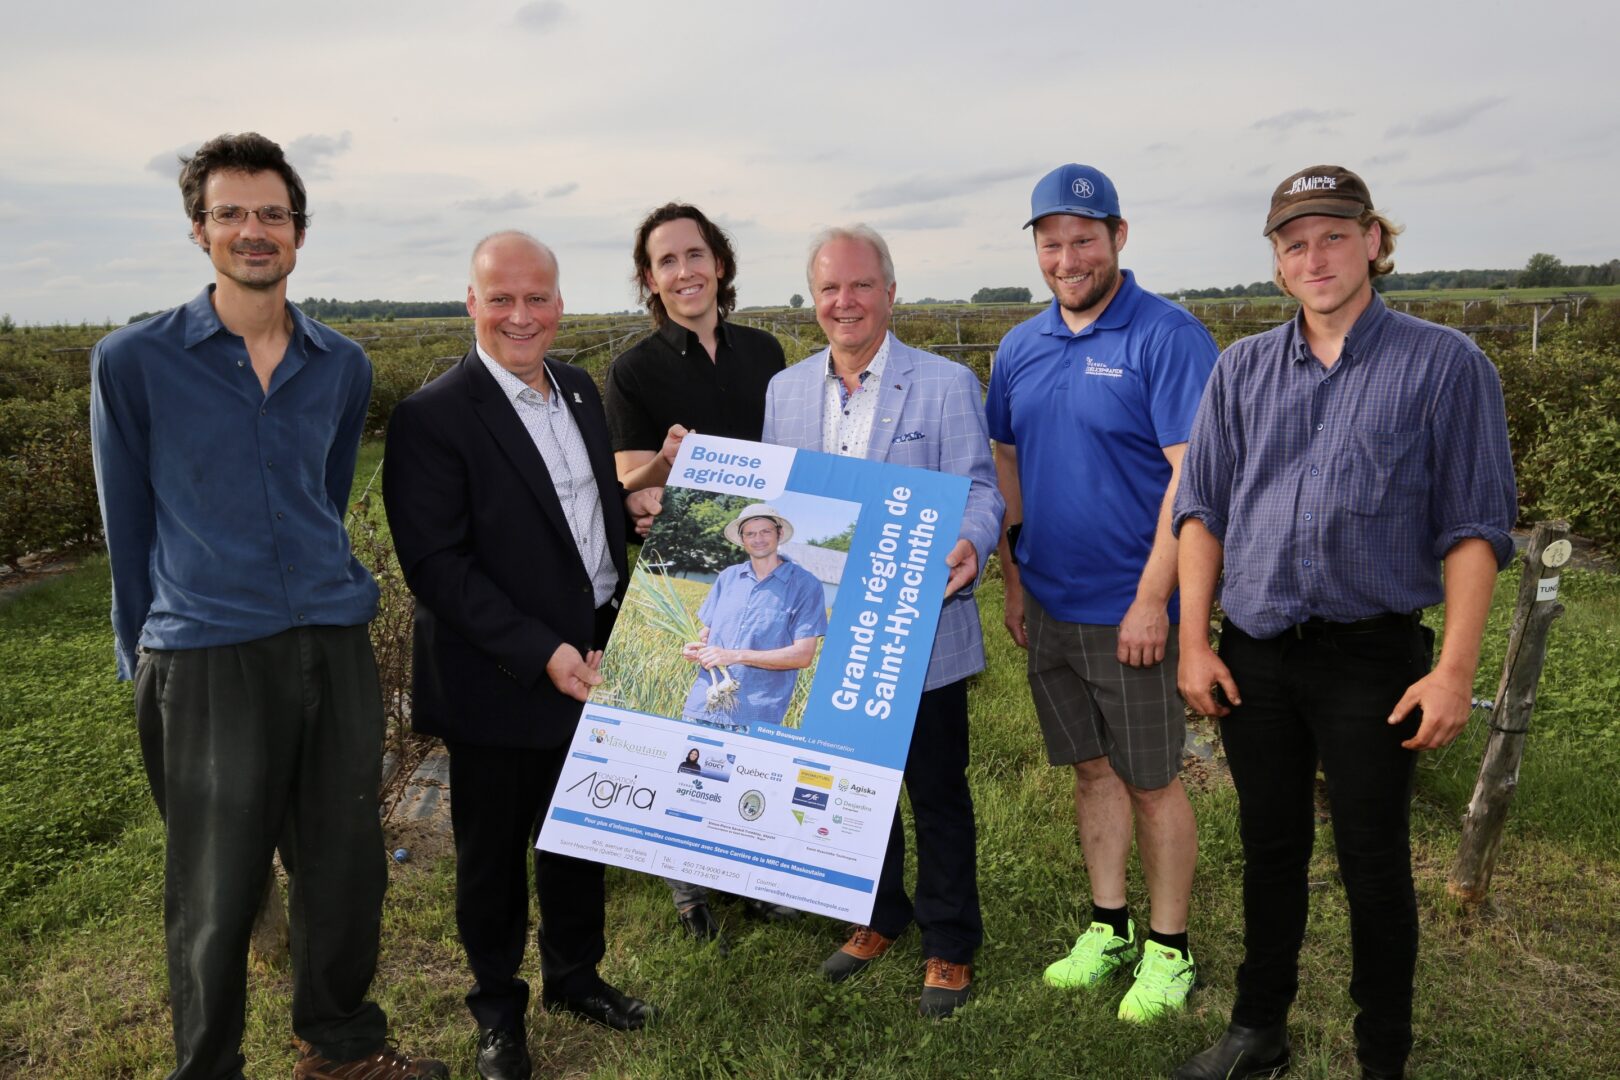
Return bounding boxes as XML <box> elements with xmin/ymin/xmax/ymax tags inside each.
<box><xmin>1084</xmin><ymin>356</ymin><xmax>1124</xmax><ymax>378</ymax></box>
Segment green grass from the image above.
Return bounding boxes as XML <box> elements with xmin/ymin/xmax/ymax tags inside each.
<box><xmin>2</xmin><ymin>555</ymin><xmax>1617</xmax><ymax>1078</ymax></box>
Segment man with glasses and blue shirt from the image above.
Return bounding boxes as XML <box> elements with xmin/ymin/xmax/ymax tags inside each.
<box><xmin>680</xmin><ymin>504</ymin><xmax>827</xmax><ymax>731</ymax></box>
<box><xmin>89</xmin><ymin>132</ymin><xmax>445</xmax><ymax>1079</ymax></box>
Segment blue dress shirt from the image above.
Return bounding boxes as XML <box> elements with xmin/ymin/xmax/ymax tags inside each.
<box><xmin>681</xmin><ymin>554</ymin><xmax>829</xmax><ymax>728</ymax></box>
<box><xmin>1173</xmin><ymin>294</ymin><xmax>1516</xmax><ymax>638</ymax></box>
<box><xmin>90</xmin><ymin>287</ymin><xmax>379</xmax><ymax>679</ymax></box>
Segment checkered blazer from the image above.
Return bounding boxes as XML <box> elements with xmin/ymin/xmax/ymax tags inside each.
<box><xmin>763</xmin><ymin>334</ymin><xmax>1005</xmax><ymax>690</ymax></box>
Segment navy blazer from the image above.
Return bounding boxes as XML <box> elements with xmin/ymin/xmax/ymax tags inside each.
<box><xmin>383</xmin><ymin>349</ymin><xmax>631</xmax><ymax>750</ymax></box>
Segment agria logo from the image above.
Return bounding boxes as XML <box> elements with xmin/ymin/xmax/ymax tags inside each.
<box><xmin>566</xmin><ymin>770</ymin><xmax>655</xmax><ymax>811</ymax></box>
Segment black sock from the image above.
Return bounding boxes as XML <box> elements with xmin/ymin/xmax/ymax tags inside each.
<box><xmin>1147</xmin><ymin>928</ymin><xmax>1189</xmax><ymax>956</ymax></box>
<box><xmin>1092</xmin><ymin>903</ymin><xmax>1130</xmax><ymax>940</ymax></box>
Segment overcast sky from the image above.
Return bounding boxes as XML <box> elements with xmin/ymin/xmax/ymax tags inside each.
<box><xmin>3</xmin><ymin>0</ymin><xmax>1616</xmax><ymax>324</ymax></box>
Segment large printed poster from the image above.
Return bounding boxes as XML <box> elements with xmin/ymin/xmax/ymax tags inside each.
<box><xmin>537</xmin><ymin>434</ymin><xmax>969</xmax><ymax>923</ymax></box>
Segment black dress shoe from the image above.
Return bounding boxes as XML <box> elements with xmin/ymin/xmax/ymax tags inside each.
<box><xmin>476</xmin><ymin>1026</ymin><xmax>531</xmax><ymax>1080</ymax></box>
<box><xmin>678</xmin><ymin>901</ymin><xmax>730</xmax><ymax>956</ymax></box>
<box><xmin>542</xmin><ymin>981</ymin><xmax>658</xmax><ymax>1031</ymax></box>
<box><xmin>1173</xmin><ymin>1022</ymin><xmax>1291</xmax><ymax>1080</ymax></box>
<box><xmin>742</xmin><ymin>896</ymin><xmax>802</xmax><ymax>922</ymax></box>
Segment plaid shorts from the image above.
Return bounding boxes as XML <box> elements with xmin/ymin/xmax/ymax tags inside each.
<box><xmin>1025</xmin><ymin>593</ymin><xmax>1185</xmax><ymax>790</ymax></box>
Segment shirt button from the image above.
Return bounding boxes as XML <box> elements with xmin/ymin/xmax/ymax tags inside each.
<box><xmin>1310</xmin><ymin>467</ymin><xmax>1319</xmax><ymax>476</ymax></box>
<box><xmin>297</xmin><ymin>613</ymin><xmax>306</xmax><ymax>621</ymax></box>
<box><xmin>1302</xmin><ymin>559</ymin><xmax>1312</xmax><ymax>567</ymax></box>
<box><xmin>1304</xmin><ymin>512</ymin><xmax>1313</xmax><ymax>522</ymax></box>
<box><xmin>260</xmin><ymin>408</ymin><xmax>267</xmax><ymax>416</ymax></box>
<box><xmin>276</xmin><ymin>511</ymin><xmax>285</xmax><ymax>520</ymax></box>
<box><xmin>287</xmin><ymin>564</ymin><xmax>295</xmax><ymax>573</ymax></box>
<box><xmin>266</xmin><ymin>461</ymin><xmax>274</xmax><ymax>469</ymax></box>
<box><xmin>1315</xmin><ymin>423</ymin><xmax>1324</xmax><ymax>431</ymax></box>
<box><xmin>237</xmin><ymin>360</ymin><xmax>246</xmax><ymax>368</ymax></box>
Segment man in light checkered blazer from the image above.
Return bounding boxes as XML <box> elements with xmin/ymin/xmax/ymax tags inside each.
<box><xmin>762</xmin><ymin>224</ymin><xmax>1003</xmax><ymax>1018</ymax></box>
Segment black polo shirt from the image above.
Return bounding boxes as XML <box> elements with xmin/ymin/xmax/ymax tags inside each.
<box><xmin>604</xmin><ymin>317</ymin><xmax>787</xmax><ymax>451</ymax></box>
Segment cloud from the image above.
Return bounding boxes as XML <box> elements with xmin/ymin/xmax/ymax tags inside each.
<box><xmin>514</xmin><ymin>1</ymin><xmax>568</xmax><ymax>31</ymax></box>
<box><xmin>456</xmin><ymin>191</ymin><xmax>536</xmax><ymax>213</ymax></box>
<box><xmin>1363</xmin><ymin>150</ymin><xmax>1409</xmax><ymax>167</ymax></box>
<box><xmin>286</xmin><ymin>132</ymin><xmax>354</xmax><ymax>177</ymax></box>
<box><xmin>544</xmin><ymin>181</ymin><xmax>578</xmax><ymax>198</ymax></box>
<box><xmin>1405</xmin><ymin>156</ymin><xmax>1527</xmax><ymax>186</ymax></box>
<box><xmin>145</xmin><ymin>142</ymin><xmax>202</xmax><ymax>178</ymax></box>
<box><xmin>1251</xmin><ymin>109</ymin><xmax>1351</xmax><ymax>132</ymax></box>
<box><xmin>869</xmin><ymin>210</ymin><xmax>965</xmax><ymax>231</ymax></box>
<box><xmin>850</xmin><ymin>166</ymin><xmax>1028</xmax><ymax>210</ymax></box>
<box><xmin>5</xmin><ymin>257</ymin><xmax>52</xmax><ymax>274</ymax></box>
<box><xmin>1386</xmin><ymin>97</ymin><xmax>1506</xmax><ymax>138</ymax></box>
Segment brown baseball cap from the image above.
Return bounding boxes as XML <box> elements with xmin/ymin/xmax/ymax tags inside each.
<box><xmin>1263</xmin><ymin>165</ymin><xmax>1373</xmax><ymax>236</ymax></box>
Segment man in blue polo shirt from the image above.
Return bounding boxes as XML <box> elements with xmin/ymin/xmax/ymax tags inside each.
<box><xmin>682</xmin><ymin>504</ymin><xmax>827</xmax><ymax>731</ymax></box>
<box><xmin>90</xmin><ymin>132</ymin><xmax>444</xmax><ymax>1079</ymax></box>
<box><xmin>987</xmin><ymin>164</ymin><xmax>1217</xmax><ymax>1022</ymax></box>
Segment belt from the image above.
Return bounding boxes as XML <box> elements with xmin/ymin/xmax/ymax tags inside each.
<box><xmin>1289</xmin><ymin>611</ymin><xmax>1421</xmax><ymax>639</ymax></box>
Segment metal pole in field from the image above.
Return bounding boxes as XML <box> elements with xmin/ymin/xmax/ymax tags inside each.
<box><xmin>1447</xmin><ymin>520</ymin><xmax>1570</xmax><ymax>905</ymax></box>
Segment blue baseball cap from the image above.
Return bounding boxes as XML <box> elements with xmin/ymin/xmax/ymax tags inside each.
<box><xmin>1025</xmin><ymin>164</ymin><xmax>1120</xmax><ymax>228</ymax></box>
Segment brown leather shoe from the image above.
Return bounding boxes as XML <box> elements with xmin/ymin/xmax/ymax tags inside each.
<box><xmin>294</xmin><ymin>1040</ymin><xmax>449</xmax><ymax>1079</ymax></box>
<box><xmin>820</xmin><ymin>925</ymin><xmax>895</xmax><ymax>982</ymax></box>
<box><xmin>919</xmin><ymin>957</ymin><xmax>973</xmax><ymax>1018</ymax></box>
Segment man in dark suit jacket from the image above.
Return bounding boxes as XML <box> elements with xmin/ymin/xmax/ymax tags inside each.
<box><xmin>383</xmin><ymin>231</ymin><xmax>666</xmax><ymax>1080</ymax></box>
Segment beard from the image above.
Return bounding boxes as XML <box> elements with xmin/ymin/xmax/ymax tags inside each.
<box><xmin>1056</xmin><ymin>260</ymin><xmax>1119</xmax><ymax>316</ymax></box>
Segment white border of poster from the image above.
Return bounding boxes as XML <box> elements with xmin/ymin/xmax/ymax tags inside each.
<box><xmin>538</xmin><ymin>434</ymin><xmax>969</xmax><ymax>922</ymax></box>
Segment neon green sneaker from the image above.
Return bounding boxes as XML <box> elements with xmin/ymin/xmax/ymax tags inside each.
<box><xmin>1042</xmin><ymin>919</ymin><xmax>1140</xmax><ymax>989</ymax></box>
<box><xmin>1117</xmin><ymin>942</ymin><xmax>1196</xmax><ymax>1022</ymax></box>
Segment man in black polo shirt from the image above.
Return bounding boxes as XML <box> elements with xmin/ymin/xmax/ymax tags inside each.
<box><xmin>604</xmin><ymin>201</ymin><xmax>793</xmax><ymax>948</ymax></box>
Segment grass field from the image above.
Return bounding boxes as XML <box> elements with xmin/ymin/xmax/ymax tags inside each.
<box><xmin>3</xmin><ymin>536</ymin><xmax>1618</xmax><ymax>1077</ymax></box>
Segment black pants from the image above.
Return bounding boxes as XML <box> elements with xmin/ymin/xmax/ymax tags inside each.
<box><xmin>868</xmin><ymin>678</ymin><xmax>983</xmax><ymax>964</ymax></box>
<box><xmin>134</xmin><ymin>626</ymin><xmax>389</xmax><ymax>1080</ymax></box>
<box><xmin>1218</xmin><ymin>617</ymin><xmax>1433</xmax><ymax>1076</ymax></box>
<box><xmin>445</xmin><ymin>740</ymin><xmax>607</xmax><ymax>1030</ymax></box>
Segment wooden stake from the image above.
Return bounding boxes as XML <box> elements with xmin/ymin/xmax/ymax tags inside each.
<box><xmin>1447</xmin><ymin>520</ymin><xmax>1570</xmax><ymax>904</ymax></box>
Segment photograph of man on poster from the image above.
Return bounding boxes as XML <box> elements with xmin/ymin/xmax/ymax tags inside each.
<box><xmin>680</xmin><ymin>504</ymin><xmax>830</xmax><ymax>732</ymax></box>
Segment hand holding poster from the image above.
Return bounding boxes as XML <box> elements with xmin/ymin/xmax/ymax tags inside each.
<box><xmin>537</xmin><ymin>434</ymin><xmax>968</xmax><ymax>923</ymax></box>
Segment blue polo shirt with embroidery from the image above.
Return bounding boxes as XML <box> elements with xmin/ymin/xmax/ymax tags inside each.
<box><xmin>985</xmin><ymin>270</ymin><xmax>1217</xmax><ymax>624</ymax></box>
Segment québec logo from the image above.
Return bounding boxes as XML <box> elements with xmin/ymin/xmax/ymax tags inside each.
<box><xmin>566</xmin><ymin>770</ymin><xmax>655</xmax><ymax>811</ymax></box>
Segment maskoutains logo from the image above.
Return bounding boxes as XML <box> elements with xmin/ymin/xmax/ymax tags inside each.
<box><xmin>597</xmin><ymin>732</ymin><xmax>670</xmax><ymax>762</ymax></box>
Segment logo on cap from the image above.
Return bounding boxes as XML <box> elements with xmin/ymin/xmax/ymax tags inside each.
<box><xmin>1073</xmin><ymin>177</ymin><xmax>1095</xmax><ymax>198</ymax></box>
<box><xmin>1286</xmin><ymin>175</ymin><xmax>1338</xmax><ymax>196</ymax></box>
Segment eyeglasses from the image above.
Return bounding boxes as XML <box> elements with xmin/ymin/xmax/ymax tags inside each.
<box><xmin>199</xmin><ymin>205</ymin><xmax>300</xmax><ymax>226</ymax></box>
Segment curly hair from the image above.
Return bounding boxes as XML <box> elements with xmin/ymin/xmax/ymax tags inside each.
<box><xmin>178</xmin><ymin>132</ymin><xmax>309</xmax><ymax>239</ymax></box>
<box><xmin>631</xmin><ymin>203</ymin><xmax>738</xmax><ymax>326</ymax></box>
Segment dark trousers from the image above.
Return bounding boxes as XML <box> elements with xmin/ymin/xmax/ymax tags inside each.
<box><xmin>445</xmin><ymin>741</ymin><xmax>607</xmax><ymax>1030</ymax></box>
<box><xmin>869</xmin><ymin>678</ymin><xmax>983</xmax><ymax>964</ymax></box>
<box><xmin>134</xmin><ymin>626</ymin><xmax>389</xmax><ymax>1080</ymax></box>
<box><xmin>1218</xmin><ymin>617</ymin><xmax>1433</xmax><ymax>1075</ymax></box>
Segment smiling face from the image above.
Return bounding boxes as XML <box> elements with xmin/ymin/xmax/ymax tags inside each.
<box><xmin>811</xmin><ymin>235</ymin><xmax>896</xmax><ymax>369</ymax></box>
<box><xmin>739</xmin><ymin>517</ymin><xmax>782</xmax><ymax>561</ymax></box>
<box><xmin>643</xmin><ymin>216</ymin><xmax>723</xmax><ymax>329</ymax></box>
<box><xmin>191</xmin><ymin>169</ymin><xmax>303</xmax><ymax>292</ymax></box>
<box><xmin>1032</xmin><ymin>214</ymin><xmax>1125</xmax><ymax>323</ymax></box>
<box><xmin>467</xmin><ymin>234</ymin><xmax>563</xmax><ymax>389</ymax></box>
<box><xmin>1271</xmin><ymin>214</ymin><xmax>1380</xmax><ymax>321</ymax></box>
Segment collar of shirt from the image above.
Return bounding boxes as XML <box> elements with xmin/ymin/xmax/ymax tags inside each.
<box><xmin>1037</xmin><ymin>268</ymin><xmax>1143</xmax><ymax>338</ymax></box>
<box><xmin>823</xmin><ymin>331</ymin><xmax>893</xmax><ymax>392</ymax></box>
<box><xmin>475</xmin><ymin>342</ymin><xmax>564</xmax><ymax>408</ymax></box>
<box><xmin>737</xmin><ymin>552</ymin><xmax>797</xmax><ymax>582</ymax></box>
<box><xmin>657</xmin><ymin>316</ymin><xmax>733</xmax><ymax>356</ymax></box>
<box><xmin>1283</xmin><ymin>291</ymin><xmax>1390</xmax><ymax>370</ymax></box>
<box><xmin>180</xmin><ymin>286</ymin><xmax>332</xmax><ymax>355</ymax></box>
